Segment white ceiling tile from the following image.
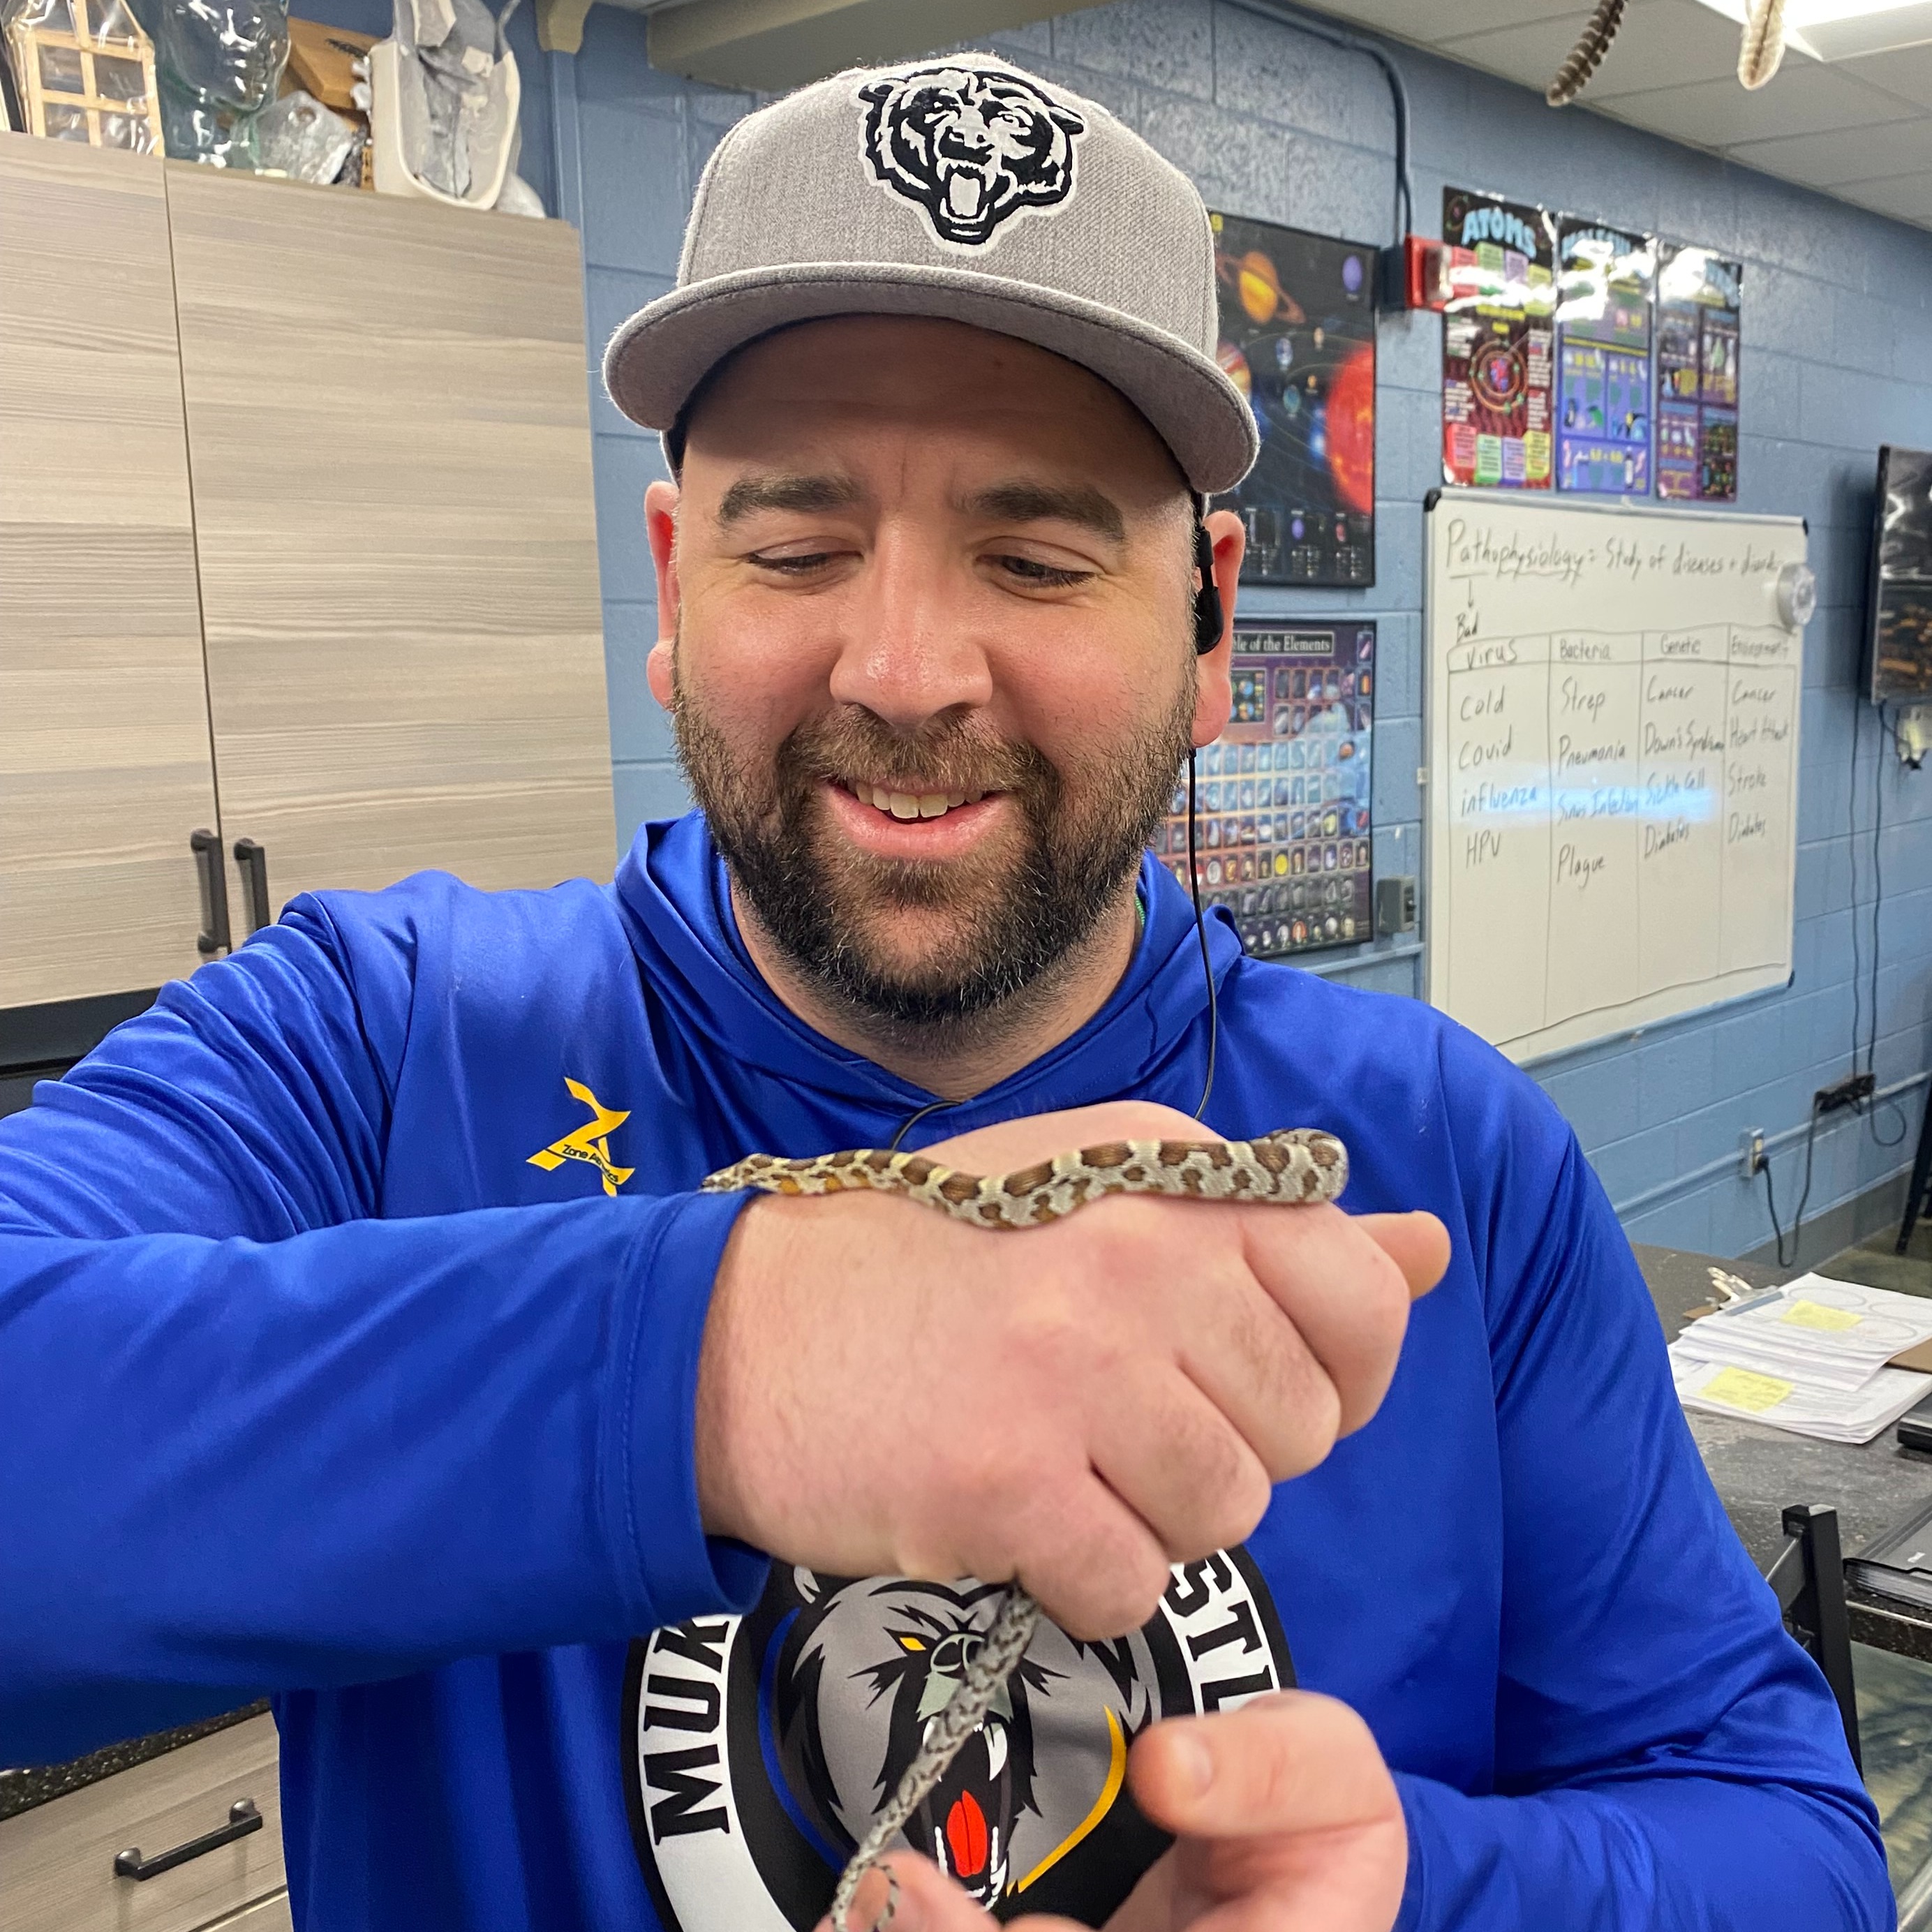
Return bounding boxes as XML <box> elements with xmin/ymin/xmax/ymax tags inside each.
<box><xmin>1833</xmin><ymin>170</ymin><xmax>1932</xmax><ymax>224</ymax></box>
<box><xmin>1588</xmin><ymin>63</ymin><xmax>1910</xmax><ymax>146</ymax></box>
<box><xmin>1435</xmin><ymin>11</ymin><xmax>1600</xmax><ymax>94</ymax></box>
<box><xmin>1296</xmin><ymin>0</ymin><xmax>1583</xmax><ymax>48</ymax></box>
<box><xmin>1831</xmin><ymin>43</ymin><xmax>1932</xmax><ymax>110</ymax></box>
<box><xmin>1725</xmin><ymin>117</ymin><xmax>1932</xmax><ymax>188</ymax></box>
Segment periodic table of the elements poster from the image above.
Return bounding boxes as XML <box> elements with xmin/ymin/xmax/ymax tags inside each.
<box><xmin>1156</xmin><ymin>621</ymin><xmax>1376</xmax><ymax>958</ymax></box>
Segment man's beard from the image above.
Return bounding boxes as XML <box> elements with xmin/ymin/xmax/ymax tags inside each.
<box><xmin>672</xmin><ymin>662</ymin><xmax>1195</xmax><ymax>1034</ymax></box>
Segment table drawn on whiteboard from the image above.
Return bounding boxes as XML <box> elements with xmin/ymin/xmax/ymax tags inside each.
<box><xmin>1426</xmin><ymin>496</ymin><xmax>1803</xmax><ymax>1062</ymax></box>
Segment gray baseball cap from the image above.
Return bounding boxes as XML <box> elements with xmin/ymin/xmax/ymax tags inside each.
<box><xmin>602</xmin><ymin>52</ymin><xmax>1258</xmax><ymax>496</ymax></box>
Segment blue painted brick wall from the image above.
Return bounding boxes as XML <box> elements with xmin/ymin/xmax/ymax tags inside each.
<box><xmin>315</xmin><ymin>0</ymin><xmax>1932</xmax><ymax>1258</ymax></box>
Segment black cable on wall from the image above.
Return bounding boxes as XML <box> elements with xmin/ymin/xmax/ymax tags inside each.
<box><xmin>1219</xmin><ymin>0</ymin><xmax>1415</xmax><ymax>246</ymax></box>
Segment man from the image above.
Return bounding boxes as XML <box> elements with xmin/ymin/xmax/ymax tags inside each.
<box><xmin>0</xmin><ymin>52</ymin><xmax>1889</xmax><ymax>1932</ymax></box>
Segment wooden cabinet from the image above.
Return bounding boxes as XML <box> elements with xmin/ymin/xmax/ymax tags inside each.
<box><xmin>0</xmin><ymin>135</ymin><xmax>614</xmax><ymax>1011</ymax></box>
<box><xmin>167</xmin><ymin>165</ymin><xmax>614</xmax><ymax>923</ymax></box>
<box><xmin>0</xmin><ymin>1715</ymin><xmax>287</xmax><ymax>1932</ymax></box>
<box><xmin>0</xmin><ymin>139</ymin><xmax>222</xmax><ymax>1009</ymax></box>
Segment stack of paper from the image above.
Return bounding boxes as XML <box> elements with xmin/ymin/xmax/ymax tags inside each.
<box><xmin>1668</xmin><ymin>1275</ymin><xmax>1932</xmax><ymax>1445</ymax></box>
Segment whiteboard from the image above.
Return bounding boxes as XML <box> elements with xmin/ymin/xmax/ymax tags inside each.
<box><xmin>1425</xmin><ymin>493</ymin><xmax>1805</xmax><ymax>1062</ymax></box>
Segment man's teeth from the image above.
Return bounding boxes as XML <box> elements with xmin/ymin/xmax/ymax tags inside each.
<box><xmin>853</xmin><ymin>783</ymin><xmax>986</xmax><ymax>821</ymax></box>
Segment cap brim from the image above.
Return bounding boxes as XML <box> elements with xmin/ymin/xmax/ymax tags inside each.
<box><xmin>602</xmin><ymin>262</ymin><xmax>1260</xmax><ymax>498</ymax></box>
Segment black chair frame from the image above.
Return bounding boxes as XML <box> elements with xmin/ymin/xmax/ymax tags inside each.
<box><xmin>1764</xmin><ymin>1503</ymin><xmax>1862</xmax><ymax>1774</ymax></box>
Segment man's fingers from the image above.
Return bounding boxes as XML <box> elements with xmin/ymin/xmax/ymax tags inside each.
<box><xmin>815</xmin><ymin>1854</ymin><xmax>1089</xmax><ymax>1932</ymax></box>
<box><xmin>1355</xmin><ymin>1211</ymin><xmax>1451</xmax><ymax>1301</ymax></box>
<box><xmin>812</xmin><ymin>1855</ymin><xmax>980</xmax><ymax>1932</ymax></box>
<box><xmin>1234</xmin><ymin>1205</ymin><xmax>1414</xmax><ymax>1441</ymax></box>
<box><xmin>1127</xmin><ymin>1693</ymin><xmax>1402</xmax><ymax>1843</ymax></box>
<box><xmin>970</xmin><ymin>1469</ymin><xmax>1173</xmax><ymax>1640</ymax></box>
<box><xmin>1087</xmin><ymin>1367</ymin><xmax>1275</xmax><ymax>1563</ymax></box>
<box><xmin>1173</xmin><ymin>1265</ymin><xmax>1346</xmax><ymax>1487</ymax></box>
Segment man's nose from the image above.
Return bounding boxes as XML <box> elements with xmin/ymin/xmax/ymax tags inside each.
<box><xmin>826</xmin><ymin>533</ymin><xmax>995</xmax><ymax>729</ymax></box>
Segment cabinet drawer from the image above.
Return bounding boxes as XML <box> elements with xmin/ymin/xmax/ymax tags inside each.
<box><xmin>205</xmin><ymin>1894</ymin><xmax>291</xmax><ymax>1930</ymax></box>
<box><xmin>0</xmin><ymin>1714</ymin><xmax>285</xmax><ymax>1932</ymax></box>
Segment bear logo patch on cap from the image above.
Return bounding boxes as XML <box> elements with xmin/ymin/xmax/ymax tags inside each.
<box><xmin>857</xmin><ymin>64</ymin><xmax>1087</xmax><ymax>250</ymax></box>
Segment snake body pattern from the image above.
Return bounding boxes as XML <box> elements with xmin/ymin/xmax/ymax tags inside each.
<box><xmin>699</xmin><ymin>1127</ymin><xmax>1349</xmax><ymax>1931</ymax></box>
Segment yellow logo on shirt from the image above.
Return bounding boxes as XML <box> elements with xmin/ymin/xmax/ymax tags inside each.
<box><xmin>527</xmin><ymin>1078</ymin><xmax>634</xmax><ymax>1196</ymax></box>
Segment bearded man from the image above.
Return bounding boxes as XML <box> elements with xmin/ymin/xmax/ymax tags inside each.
<box><xmin>0</xmin><ymin>52</ymin><xmax>1888</xmax><ymax>1932</ymax></box>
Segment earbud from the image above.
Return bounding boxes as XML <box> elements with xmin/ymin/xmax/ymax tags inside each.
<box><xmin>1192</xmin><ymin>523</ymin><xmax>1224</xmax><ymax>655</ymax></box>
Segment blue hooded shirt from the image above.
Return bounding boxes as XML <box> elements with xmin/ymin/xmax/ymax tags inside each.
<box><xmin>0</xmin><ymin>814</ymin><xmax>1889</xmax><ymax>1930</ymax></box>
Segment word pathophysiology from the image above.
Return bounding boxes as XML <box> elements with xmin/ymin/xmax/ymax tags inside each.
<box><xmin>1442</xmin><ymin>515</ymin><xmax>1786</xmax><ymax>590</ymax></box>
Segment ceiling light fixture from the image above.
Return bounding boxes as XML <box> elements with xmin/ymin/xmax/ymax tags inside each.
<box><xmin>1688</xmin><ymin>0</ymin><xmax>1932</xmax><ymax>61</ymax></box>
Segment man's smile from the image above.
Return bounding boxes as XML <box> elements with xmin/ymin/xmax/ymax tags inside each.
<box><xmin>844</xmin><ymin>781</ymin><xmax>993</xmax><ymax>821</ymax></box>
<box><xmin>822</xmin><ymin>779</ymin><xmax>1009</xmax><ymax>857</ymax></box>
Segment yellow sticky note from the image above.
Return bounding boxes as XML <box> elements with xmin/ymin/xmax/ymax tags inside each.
<box><xmin>1778</xmin><ymin>1299</ymin><xmax>1864</xmax><ymax>1333</ymax></box>
<box><xmin>1700</xmin><ymin>1366</ymin><xmax>1794</xmax><ymax>1413</ymax></box>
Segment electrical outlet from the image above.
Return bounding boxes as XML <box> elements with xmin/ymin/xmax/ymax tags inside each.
<box><xmin>1898</xmin><ymin>705</ymin><xmax>1930</xmax><ymax>769</ymax></box>
<box><xmin>1814</xmin><ymin>1073</ymin><xmax>1876</xmax><ymax>1117</ymax></box>
<box><xmin>1375</xmin><ymin>875</ymin><xmax>1418</xmax><ymax>937</ymax></box>
<box><xmin>1741</xmin><ymin>1128</ymin><xmax>1765</xmax><ymax>1179</ymax></box>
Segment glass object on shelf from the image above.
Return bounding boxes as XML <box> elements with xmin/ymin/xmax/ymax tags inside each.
<box><xmin>151</xmin><ymin>0</ymin><xmax>290</xmax><ymax>168</ymax></box>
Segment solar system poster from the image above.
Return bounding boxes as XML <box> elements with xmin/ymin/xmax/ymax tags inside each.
<box><xmin>1208</xmin><ymin>211</ymin><xmax>1376</xmax><ymax>588</ymax></box>
<box><xmin>1441</xmin><ymin>187</ymin><xmax>1556</xmax><ymax>490</ymax></box>
<box><xmin>1554</xmin><ymin>219</ymin><xmax>1654</xmax><ymax>494</ymax></box>
<box><xmin>1656</xmin><ymin>244</ymin><xmax>1741</xmax><ymax>503</ymax></box>
<box><xmin>1153</xmin><ymin>621</ymin><xmax>1375</xmax><ymax>959</ymax></box>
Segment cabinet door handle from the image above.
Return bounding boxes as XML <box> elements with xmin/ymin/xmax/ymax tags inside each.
<box><xmin>190</xmin><ymin>829</ymin><xmax>231</xmax><ymax>956</ymax></box>
<box><xmin>232</xmin><ymin>838</ymin><xmax>272</xmax><ymax>935</ymax></box>
<box><xmin>114</xmin><ymin>1797</ymin><xmax>262</xmax><ymax>1880</ymax></box>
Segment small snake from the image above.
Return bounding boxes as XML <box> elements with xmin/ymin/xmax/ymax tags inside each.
<box><xmin>699</xmin><ymin>1127</ymin><xmax>1348</xmax><ymax>1931</ymax></box>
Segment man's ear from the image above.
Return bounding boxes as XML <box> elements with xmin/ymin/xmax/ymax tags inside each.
<box><xmin>645</xmin><ymin>478</ymin><xmax>681</xmax><ymax>708</ymax></box>
<box><xmin>1191</xmin><ymin>507</ymin><xmax>1245</xmax><ymax>748</ymax></box>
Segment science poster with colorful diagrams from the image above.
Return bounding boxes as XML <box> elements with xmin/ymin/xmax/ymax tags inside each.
<box><xmin>1154</xmin><ymin>621</ymin><xmax>1375</xmax><ymax>958</ymax></box>
<box><xmin>1442</xmin><ymin>187</ymin><xmax>1556</xmax><ymax>490</ymax></box>
<box><xmin>1554</xmin><ymin>219</ymin><xmax>1654</xmax><ymax>493</ymax></box>
<box><xmin>1656</xmin><ymin>243</ymin><xmax>1741</xmax><ymax>502</ymax></box>
<box><xmin>1208</xmin><ymin>211</ymin><xmax>1377</xmax><ymax>588</ymax></box>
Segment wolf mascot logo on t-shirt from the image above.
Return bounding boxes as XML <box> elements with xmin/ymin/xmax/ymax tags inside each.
<box><xmin>625</xmin><ymin>1551</ymin><xmax>1293</xmax><ymax>1930</ymax></box>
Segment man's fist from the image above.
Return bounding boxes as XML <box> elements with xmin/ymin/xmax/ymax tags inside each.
<box><xmin>828</xmin><ymin>1691</ymin><xmax>1407</xmax><ymax>1932</ymax></box>
<box><xmin>695</xmin><ymin>1101</ymin><xmax>1448</xmax><ymax>1639</ymax></box>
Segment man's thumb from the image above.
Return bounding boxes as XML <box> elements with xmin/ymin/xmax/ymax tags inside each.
<box><xmin>1355</xmin><ymin>1211</ymin><xmax>1450</xmax><ymax>1300</ymax></box>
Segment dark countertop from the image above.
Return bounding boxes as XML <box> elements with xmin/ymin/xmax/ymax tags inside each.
<box><xmin>6</xmin><ymin>1244</ymin><xmax>1926</xmax><ymax>1821</ymax></box>
<box><xmin>0</xmin><ymin>1700</ymin><xmax>267</xmax><ymax>1822</ymax></box>
<box><xmin>1634</xmin><ymin>1242</ymin><xmax>1932</xmax><ymax>1661</ymax></box>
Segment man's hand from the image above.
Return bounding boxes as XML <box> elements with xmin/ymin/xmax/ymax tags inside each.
<box><xmin>695</xmin><ymin>1101</ymin><xmax>1448</xmax><ymax>1639</ymax></box>
<box><xmin>826</xmin><ymin>1693</ymin><xmax>1407</xmax><ymax>1932</ymax></box>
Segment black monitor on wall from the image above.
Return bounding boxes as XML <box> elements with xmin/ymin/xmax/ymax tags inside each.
<box><xmin>1868</xmin><ymin>445</ymin><xmax>1932</xmax><ymax>704</ymax></box>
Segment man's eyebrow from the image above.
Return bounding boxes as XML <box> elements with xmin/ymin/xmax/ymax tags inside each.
<box><xmin>715</xmin><ymin>474</ymin><xmax>864</xmax><ymax>525</ymax></box>
<box><xmin>959</xmin><ymin>481</ymin><xmax>1127</xmax><ymax>544</ymax></box>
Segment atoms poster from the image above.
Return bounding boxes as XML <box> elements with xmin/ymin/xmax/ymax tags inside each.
<box><xmin>1441</xmin><ymin>186</ymin><xmax>1556</xmax><ymax>490</ymax></box>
